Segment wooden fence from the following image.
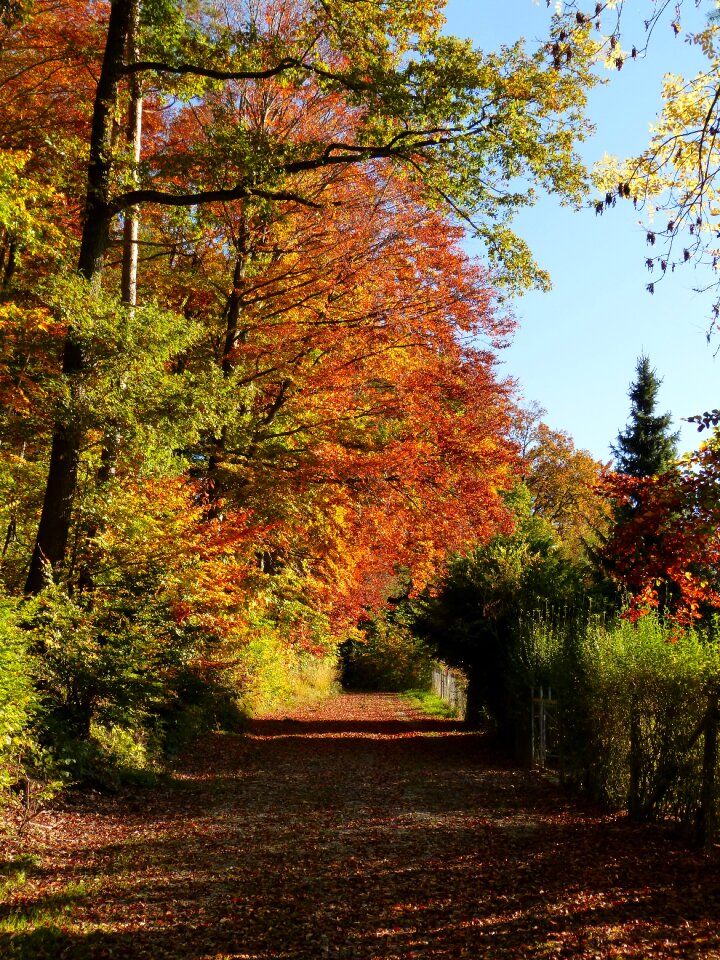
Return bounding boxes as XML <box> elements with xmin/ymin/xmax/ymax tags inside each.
<box><xmin>431</xmin><ymin>666</ymin><xmax>467</xmax><ymax>718</ymax></box>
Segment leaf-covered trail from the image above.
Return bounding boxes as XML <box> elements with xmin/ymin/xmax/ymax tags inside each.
<box><xmin>3</xmin><ymin>693</ymin><xmax>720</xmax><ymax>959</ymax></box>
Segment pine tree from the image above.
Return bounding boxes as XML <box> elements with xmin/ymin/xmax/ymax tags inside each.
<box><xmin>611</xmin><ymin>355</ymin><xmax>679</xmax><ymax>477</ymax></box>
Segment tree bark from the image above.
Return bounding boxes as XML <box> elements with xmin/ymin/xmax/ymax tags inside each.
<box><xmin>2</xmin><ymin>240</ymin><xmax>16</xmax><ymax>289</ymax></box>
<box><xmin>98</xmin><ymin>0</ymin><xmax>142</xmax><ymax>486</ymax></box>
<box><xmin>697</xmin><ymin>690</ymin><xmax>718</xmax><ymax>847</ymax></box>
<box><xmin>222</xmin><ymin>219</ymin><xmax>249</xmax><ymax>375</ymax></box>
<box><xmin>25</xmin><ymin>0</ymin><xmax>133</xmax><ymax>594</ymax></box>
<box><xmin>206</xmin><ymin>221</ymin><xmax>250</xmax><ymax>491</ymax></box>
<box><xmin>121</xmin><ymin>0</ymin><xmax>142</xmax><ymax>312</ymax></box>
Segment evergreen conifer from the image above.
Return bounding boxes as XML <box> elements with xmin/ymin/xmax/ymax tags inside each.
<box><xmin>611</xmin><ymin>355</ymin><xmax>679</xmax><ymax>477</ymax></box>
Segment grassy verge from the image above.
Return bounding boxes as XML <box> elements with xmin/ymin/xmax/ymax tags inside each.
<box><xmin>402</xmin><ymin>688</ymin><xmax>462</xmax><ymax>719</ymax></box>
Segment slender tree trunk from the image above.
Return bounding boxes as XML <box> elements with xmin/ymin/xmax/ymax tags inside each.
<box><xmin>99</xmin><ymin>0</ymin><xmax>142</xmax><ymax>485</ymax></box>
<box><xmin>25</xmin><ymin>0</ymin><xmax>133</xmax><ymax>594</ymax></box>
<box><xmin>628</xmin><ymin>698</ymin><xmax>642</xmax><ymax>820</ymax></box>
<box><xmin>121</xmin><ymin>0</ymin><xmax>142</xmax><ymax>312</ymax></box>
<box><xmin>206</xmin><ymin>220</ymin><xmax>250</xmax><ymax>491</ymax></box>
<box><xmin>697</xmin><ymin>690</ymin><xmax>719</xmax><ymax>847</ymax></box>
<box><xmin>222</xmin><ymin>218</ymin><xmax>249</xmax><ymax>375</ymax></box>
<box><xmin>2</xmin><ymin>240</ymin><xmax>16</xmax><ymax>289</ymax></box>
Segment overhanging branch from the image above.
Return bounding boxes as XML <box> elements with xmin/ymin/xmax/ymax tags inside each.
<box><xmin>120</xmin><ymin>57</ymin><xmax>302</xmax><ymax>80</ymax></box>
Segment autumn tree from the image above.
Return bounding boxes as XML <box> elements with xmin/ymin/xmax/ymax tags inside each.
<box><xmin>512</xmin><ymin>404</ymin><xmax>611</xmax><ymax>558</ymax></box>
<box><xmin>167</xmin><ymin>166</ymin><xmax>518</xmax><ymax>637</ymax></box>
<box><xmin>2</xmin><ymin>0</ymin><xmax>603</xmax><ymax>592</ymax></box>
<box><xmin>600</xmin><ymin>436</ymin><xmax>720</xmax><ymax>623</ymax></box>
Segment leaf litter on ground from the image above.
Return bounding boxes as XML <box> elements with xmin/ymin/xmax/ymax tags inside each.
<box><xmin>1</xmin><ymin>692</ymin><xmax>719</xmax><ymax>959</ymax></box>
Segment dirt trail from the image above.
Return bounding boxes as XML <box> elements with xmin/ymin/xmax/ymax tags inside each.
<box><xmin>2</xmin><ymin>692</ymin><xmax>720</xmax><ymax>959</ymax></box>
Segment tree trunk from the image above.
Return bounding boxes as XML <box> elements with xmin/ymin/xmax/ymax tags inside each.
<box><xmin>121</xmin><ymin>0</ymin><xmax>142</xmax><ymax>312</ymax></box>
<box><xmin>697</xmin><ymin>690</ymin><xmax>719</xmax><ymax>847</ymax></box>
<box><xmin>2</xmin><ymin>240</ymin><xmax>16</xmax><ymax>289</ymax></box>
<box><xmin>628</xmin><ymin>698</ymin><xmax>642</xmax><ymax>820</ymax></box>
<box><xmin>25</xmin><ymin>0</ymin><xmax>133</xmax><ymax>594</ymax></box>
<box><xmin>99</xmin><ymin>0</ymin><xmax>142</xmax><ymax>485</ymax></box>
<box><xmin>206</xmin><ymin>222</ymin><xmax>250</xmax><ymax>492</ymax></box>
<box><xmin>222</xmin><ymin>219</ymin><xmax>249</xmax><ymax>375</ymax></box>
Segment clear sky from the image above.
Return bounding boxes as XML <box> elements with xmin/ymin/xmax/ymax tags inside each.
<box><xmin>443</xmin><ymin>0</ymin><xmax>719</xmax><ymax>463</ymax></box>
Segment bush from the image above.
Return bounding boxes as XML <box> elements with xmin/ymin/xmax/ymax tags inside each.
<box><xmin>513</xmin><ymin>608</ymin><xmax>720</xmax><ymax>839</ymax></box>
<box><xmin>341</xmin><ymin>611</ymin><xmax>434</xmax><ymax>692</ymax></box>
<box><xmin>582</xmin><ymin>616</ymin><xmax>719</xmax><ymax>820</ymax></box>
<box><xmin>0</xmin><ymin>597</ymin><xmax>65</xmax><ymax>823</ymax></box>
<box><xmin>231</xmin><ymin>622</ymin><xmax>340</xmax><ymax>715</ymax></box>
<box><xmin>0</xmin><ymin>599</ymin><xmax>40</xmax><ymax>796</ymax></box>
<box><xmin>17</xmin><ymin>585</ymin><xmax>209</xmax><ymax>784</ymax></box>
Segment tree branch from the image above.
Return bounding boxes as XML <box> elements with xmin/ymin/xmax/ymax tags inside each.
<box><xmin>111</xmin><ymin>184</ymin><xmax>324</xmax><ymax>213</ymax></box>
<box><xmin>120</xmin><ymin>56</ymin><xmax>377</xmax><ymax>93</ymax></box>
<box><xmin>119</xmin><ymin>57</ymin><xmax>302</xmax><ymax>80</ymax></box>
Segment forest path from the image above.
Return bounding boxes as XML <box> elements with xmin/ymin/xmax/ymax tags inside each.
<box><xmin>3</xmin><ymin>692</ymin><xmax>720</xmax><ymax>959</ymax></box>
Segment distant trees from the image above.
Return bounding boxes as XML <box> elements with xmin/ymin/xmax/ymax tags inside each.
<box><xmin>412</xmin><ymin>404</ymin><xmax>612</xmax><ymax>730</ymax></box>
<box><xmin>512</xmin><ymin>404</ymin><xmax>611</xmax><ymax>558</ymax></box>
<box><xmin>412</xmin><ymin>484</ymin><xmax>591</xmax><ymax>730</ymax></box>
<box><xmin>599</xmin><ymin>356</ymin><xmax>720</xmax><ymax>623</ymax></box>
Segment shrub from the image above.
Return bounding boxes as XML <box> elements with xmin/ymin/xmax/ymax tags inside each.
<box><xmin>233</xmin><ymin>623</ymin><xmax>340</xmax><ymax>714</ymax></box>
<box><xmin>341</xmin><ymin>612</ymin><xmax>434</xmax><ymax>692</ymax></box>
<box><xmin>0</xmin><ymin>597</ymin><xmax>65</xmax><ymax>823</ymax></box>
<box><xmin>513</xmin><ymin>608</ymin><xmax>720</xmax><ymax>839</ymax></box>
<box><xmin>582</xmin><ymin>616</ymin><xmax>719</xmax><ymax>821</ymax></box>
<box><xmin>0</xmin><ymin>599</ymin><xmax>39</xmax><ymax>796</ymax></box>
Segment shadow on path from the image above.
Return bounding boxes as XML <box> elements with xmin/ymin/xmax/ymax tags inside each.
<box><xmin>3</xmin><ymin>693</ymin><xmax>720</xmax><ymax>960</ymax></box>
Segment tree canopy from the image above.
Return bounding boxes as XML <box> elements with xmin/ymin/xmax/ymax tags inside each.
<box><xmin>1</xmin><ymin>0</ymin><xmax>718</xmax><ymax>805</ymax></box>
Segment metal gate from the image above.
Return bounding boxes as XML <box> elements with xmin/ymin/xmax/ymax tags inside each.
<box><xmin>531</xmin><ymin>685</ymin><xmax>560</xmax><ymax>772</ymax></box>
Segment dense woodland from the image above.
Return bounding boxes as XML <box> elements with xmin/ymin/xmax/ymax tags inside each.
<box><xmin>0</xmin><ymin>0</ymin><xmax>719</xmax><ymax>852</ymax></box>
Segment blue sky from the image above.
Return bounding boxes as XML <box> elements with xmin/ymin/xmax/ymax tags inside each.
<box><xmin>443</xmin><ymin>0</ymin><xmax>719</xmax><ymax>462</ymax></box>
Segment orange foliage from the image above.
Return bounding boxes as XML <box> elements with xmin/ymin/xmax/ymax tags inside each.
<box><xmin>0</xmin><ymin>0</ymin><xmax>520</xmax><ymax>644</ymax></box>
<box><xmin>600</xmin><ymin>442</ymin><xmax>720</xmax><ymax>624</ymax></box>
<box><xmin>0</xmin><ymin>0</ymin><xmax>104</xmax><ymax>237</ymax></box>
<box><xmin>198</xmin><ymin>174</ymin><xmax>516</xmax><ymax>630</ymax></box>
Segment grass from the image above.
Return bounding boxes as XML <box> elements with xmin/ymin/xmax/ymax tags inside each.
<box><xmin>402</xmin><ymin>688</ymin><xmax>463</xmax><ymax>719</ymax></box>
<box><xmin>0</xmin><ymin>854</ymin><xmax>40</xmax><ymax>900</ymax></box>
<box><xmin>0</xmin><ymin>873</ymin><xmax>98</xmax><ymax>960</ymax></box>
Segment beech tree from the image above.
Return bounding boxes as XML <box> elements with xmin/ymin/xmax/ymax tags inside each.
<box><xmin>2</xmin><ymin>0</ymin><xmax>603</xmax><ymax>592</ymax></box>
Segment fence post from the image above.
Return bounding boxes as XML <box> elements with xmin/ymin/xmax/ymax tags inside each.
<box><xmin>530</xmin><ymin>686</ymin><xmax>535</xmax><ymax>768</ymax></box>
<box><xmin>697</xmin><ymin>689</ymin><xmax>719</xmax><ymax>847</ymax></box>
<box><xmin>628</xmin><ymin>698</ymin><xmax>642</xmax><ymax>820</ymax></box>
